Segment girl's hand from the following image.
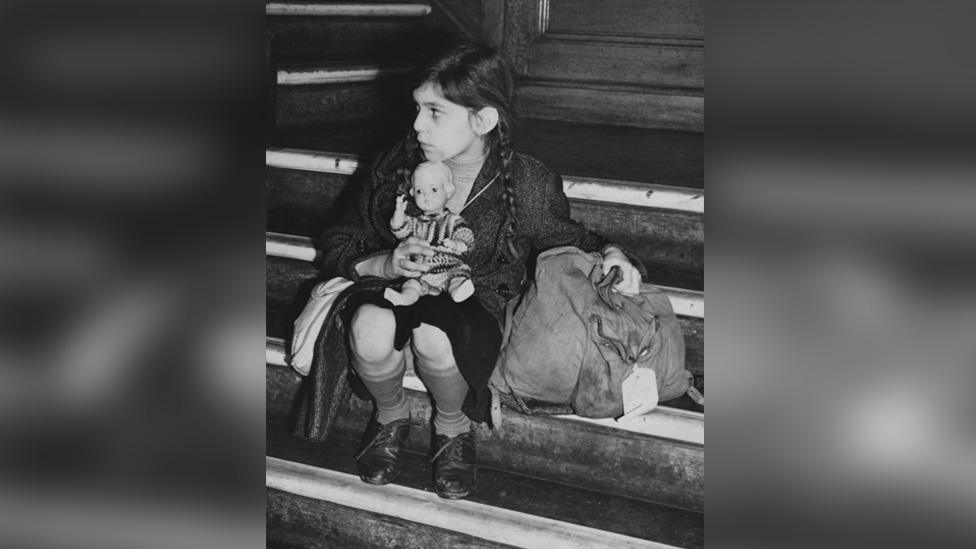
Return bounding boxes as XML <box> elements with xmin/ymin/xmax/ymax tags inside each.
<box><xmin>602</xmin><ymin>247</ymin><xmax>641</xmax><ymax>295</ymax></box>
<box><xmin>385</xmin><ymin>237</ymin><xmax>435</xmax><ymax>278</ymax></box>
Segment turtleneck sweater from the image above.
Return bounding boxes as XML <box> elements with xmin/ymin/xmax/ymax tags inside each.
<box><xmin>444</xmin><ymin>153</ymin><xmax>487</xmax><ymax>214</ymax></box>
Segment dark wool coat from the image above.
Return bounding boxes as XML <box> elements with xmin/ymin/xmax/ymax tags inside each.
<box><xmin>319</xmin><ymin>138</ymin><xmax>648</xmax><ymax>325</ymax></box>
<box><xmin>304</xmin><ymin>139</ymin><xmax>648</xmax><ymax>428</ymax></box>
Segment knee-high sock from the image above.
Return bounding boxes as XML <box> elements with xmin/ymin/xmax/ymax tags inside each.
<box><xmin>417</xmin><ymin>364</ymin><xmax>471</xmax><ymax>437</ymax></box>
<box><xmin>357</xmin><ymin>364</ymin><xmax>410</xmax><ymax>425</ymax></box>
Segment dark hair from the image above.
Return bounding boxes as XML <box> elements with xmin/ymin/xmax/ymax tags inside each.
<box><xmin>401</xmin><ymin>42</ymin><xmax>519</xmax><ymax>257</ymax></box>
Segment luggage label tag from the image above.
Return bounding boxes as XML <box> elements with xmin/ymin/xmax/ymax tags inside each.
<box><xmin>616</xmin><ymin>367</ymin><xmax>659</xmax><ymax>423</ymax></box>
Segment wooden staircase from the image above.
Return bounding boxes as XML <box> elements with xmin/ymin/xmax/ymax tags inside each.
<box><xmin>265</xmin><ymin>2</ymin><xmax>704</xmax><ymax>547</ymax></box>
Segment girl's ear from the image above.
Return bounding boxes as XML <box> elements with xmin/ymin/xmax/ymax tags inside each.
<box><xmin>471</xmin><ymin>107</ymin><xmax>499</xmax><ymax>136</ymax></box>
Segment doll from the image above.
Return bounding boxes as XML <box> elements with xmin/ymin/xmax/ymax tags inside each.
<box><xmin>383</xmin><ymin>161</ymin><xmax>476</xmax><ymax>306</ymax></box>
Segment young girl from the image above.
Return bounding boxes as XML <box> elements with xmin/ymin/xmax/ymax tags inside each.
<box><xmin>318</xmin><ymin>42</ymin><xmax>645</xmax><ymax>500</ymax></box>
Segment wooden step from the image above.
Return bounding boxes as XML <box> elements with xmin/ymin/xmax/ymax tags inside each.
<box><xmin>267</xmin><ymin>430</ymin><xmax>702</xmax><ymax>548</ymax></box>
<box><xmin>267</xmin><ymin>2</ymin><xmax>432</xmax><ymax>17</ymax></box>
<box><xmin>267</xmin><ymin>336</ymin><xmax>703</xmax><ymax>444</ymax></box>
<box><xmin>277</xmin><ymin>62</ymin><xmax>412</xmax><ymax>85</ymax></box>
<box><xmin>266</xmin><ymin>145</ymin><xmax>703</xmax><ymax>285</ymax></box>
<box><xmin>266</xmin><ymin>4</ymin><xmax>469</xmax><ymax>69</ymax></box>
<box><xmin>266</xmin><ymin>148</ymin><xmax>703</xmax><ymax>212</ymax></box>
<box><xmin>275</xmin><ymin>81</ymin><xmax>412</xmax><ymax>127</ymax></box>
<box><xmin>264</xmin><ymin>240</ymin><xmax>704</xmax><ymax>384</ymax></box>
<box><xmin>264</xmin><ymin>239</ymin><xmax>704</xmax><ymax>389</ymax></box>
<box><xmin>271</xmin><ymin>118</ymin><xmax>703</xmax><ymax>189</ymax></box>
<box><xmin>266</xmin><ymin>232</ymin><xmax>703</xmax><ymax>320</ymax></box>
<box><xmin>267</xmin><ymin>357</ymin><xmax>704</xmax><ymax>512</ymax></box>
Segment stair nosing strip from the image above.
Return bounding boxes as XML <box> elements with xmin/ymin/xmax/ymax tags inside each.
<box><xmin>277</xmin><ymin>66</ymin><xmax>411</xmax><ymax>86</ymax></box>
<box><xmin>266</xmin><ymin>148</ymin><xmax>704</xmax><ymax>213</ymax></box>
<box><xmin>265</xmin><ymin>231</ymin><xmax>704</xmax><ymax>318</ymax></box>
<box><xmin>266</xmin><ymin>336</ymin><xmax>704</xmax><ymax>445</ymax></box>
<box><xmin>266</xmin><ymin>455</ymin><xmax>681</xmax><ymax>549</ymax></box>
<box><xmin>266</xmin><ymin>3</ymin><xmax>432</xmax><ymax>17</ymax></box>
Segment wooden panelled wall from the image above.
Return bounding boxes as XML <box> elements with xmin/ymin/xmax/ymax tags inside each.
<box><xmin>494</xmin><ymin>0</ymin><xmax>704</xmax><ymax>131</ymax></box>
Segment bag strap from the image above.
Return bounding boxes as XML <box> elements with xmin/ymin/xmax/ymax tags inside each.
<box><xmin>590</xmin><ymin>264</ymin><xmax>625</xmax><ymax>310</ymax></box>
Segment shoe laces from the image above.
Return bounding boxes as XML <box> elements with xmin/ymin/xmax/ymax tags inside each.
<box><xmin>430</xmin><ymin>433</ymin><xmax>473</xmax><ymax>463</ymax></box>
<box><xmin>356</xmin><ymin>421</ymin><xmax>405</xmax><ymax>460</ymax></box>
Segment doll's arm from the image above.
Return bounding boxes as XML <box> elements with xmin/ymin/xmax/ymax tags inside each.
<box><xmin>390</xmin><ymin>195</ymin><xmax>412</xmax><ymax>239</ymax></box>
<box><xmin>390</xmin><ymin>194</ymin><xmax>407</xmax><ymax>230</ymax></box>
<box><xmin>442</xmin><ymin>225</ymin><xmax>474</xmax><ymax>255</ymax></box>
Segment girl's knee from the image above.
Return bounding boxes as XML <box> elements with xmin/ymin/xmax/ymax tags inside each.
<box><xmin>349</xmin><ymin>304</ymin><xmax>396</xmax><ymax>364</ymax></box>
<box><xmin>411</xmin><ymin>324</ymin><xmax>455</xmax><ymax>372</ymax></box>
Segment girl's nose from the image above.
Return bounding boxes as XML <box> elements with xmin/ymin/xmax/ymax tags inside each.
<box><xmin>412</xmin><ymin>112</ymin><xmax>425</xmax><ymax>134</ymax></box>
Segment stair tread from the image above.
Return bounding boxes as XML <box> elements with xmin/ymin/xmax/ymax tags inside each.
<box><xmin>265</xmin><ymin>215</ymin><xmax>704</xmax><ymax>291</ymax></box>
<box><xmin>267</xmin><ymin>421</ymin><xmax>703</xmax><ymax>548</ymax></box>
<box><xmin>264</xmin><ymin>325</ymin><xmax>702</xmax><ymax>414</ymax></box>
<box><xmin>272</xmin><ymin>118</ymin><xmax>704</xmax><ymax>189</ymax></box>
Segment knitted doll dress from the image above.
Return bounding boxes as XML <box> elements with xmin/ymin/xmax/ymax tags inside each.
<box><xmin>391</xmin><ymin>210</ymin><xmax>474</xmax><ymax>294</ymax></box>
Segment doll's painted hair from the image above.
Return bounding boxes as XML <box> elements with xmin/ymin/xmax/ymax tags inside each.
<box><xmin>411</xmin><ymin>160</ymin><xmax>455</xmax><ymax>197</ymax></box>
<box><xmin>401</xmin><ymin>42</ymin><xmax>519</xmax><ymax>257</ymax></box>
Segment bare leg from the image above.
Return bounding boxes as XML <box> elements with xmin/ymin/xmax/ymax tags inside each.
<box><xmin>349</xmin><ymin>304</ymin><xmax>411</xmax><ymax>485</ymax></box>
<box><xmin>412</xmin><ymin>323</ymin><xmax>476</xmax><ymax>499</ymax></box>
<box><xmin>349</xmin><ymin>304</ymin><xmax>409</xmax><ymax>424</ymax></box>
<box><xmin>384</xmin><ymin>278</ymin><xmax>423</xmax><ymax>306</ymax></box>
<box><xmin>412</xmin><ymin>324</ymin><xmax>471</xmax><ymax>437</ymax></box>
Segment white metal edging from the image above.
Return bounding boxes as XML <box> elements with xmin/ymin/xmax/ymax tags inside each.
<box><xmin>267</xmin><ymin>456</ymin><xmax>680</xmax><ymax>549</ymax></box>
<box><xmin>277</xmin><ymin>66</ymin><xmax>411</xmax><ymax>86</ymax></box>
<box><xmin>267</xmin><ymin>149</ymin><xmax>359</xmax><ymax>175</ymax></box>
<box><xmin>265</xmin><ymin>232</ymin><xmax>704</xmax><ymax>319</ymax></box>
<box><xmin>265</xmin><ymin>148</ymin><xmax>704</xmax><ymax>214</ymax></box>
<box><xmin>266</xmin><ymin>3</ymin><xmax>431</xmax><ymax>17</ymax></box>
<box><xmin>266</xmin><ymin>231</ymin><xmax>318</xmax><ymax>262</ymax></box>
<box><xmin>266</xmin><ymin>337</ymin><xmax>703</xmax><ymax>445</ymax></box>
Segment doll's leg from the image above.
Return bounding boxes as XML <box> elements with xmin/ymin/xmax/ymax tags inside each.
<box><xmin>412</xmin><ymin>324</ymin><xmax>476</xmax><ymax>499</ymax></box>
<box><xmin>348</xmin><ymin>304</ymin><xmax>411</xmax><ymax>484</ymax></box>
<box><xmin>383</xmin><ymin>278</ymin><xmax>423</xmax><ymax>306</ymax></box>
<box><xmin>447</xmin><ymin>276</ymin><xmax>474</xmax><ymax>302</ymax></box>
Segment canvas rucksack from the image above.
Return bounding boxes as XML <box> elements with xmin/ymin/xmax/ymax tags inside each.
<box><xmin>491</xmin><ymin>246</ymin><xmax>697</xmax><ymax>419</ymax></box>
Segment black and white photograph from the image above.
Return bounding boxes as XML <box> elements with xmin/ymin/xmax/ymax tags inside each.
<box><xmin>265</xmin><ymin>1</ymin><xmax>704</xmax><ymax>547</ymax></box>
<box><xmin>6</xmin><ymin>1</ymin><xmax>976</xmax><ymax>548</ymax></box>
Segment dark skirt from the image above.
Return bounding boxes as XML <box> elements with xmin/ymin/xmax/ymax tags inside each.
<box><xmin>294</xmin><ymin>281</ymin><xmax>502</xmax><ymax>441</ymax></box>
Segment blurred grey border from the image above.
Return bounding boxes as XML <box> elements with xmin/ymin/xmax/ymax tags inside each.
<box><xmin>1</xmin><ymin>0</ymin><xmax>974</xmax><ymax>547</ymax></box>
<box><xmin>0</xmin><ymin>1</ymin><xmax>266</xmax><ymax>548</ymax></box>
<box><xmin>709</xmin><ymin>1</ymin><xmax>976</xmax><ymax>546</ymax></box>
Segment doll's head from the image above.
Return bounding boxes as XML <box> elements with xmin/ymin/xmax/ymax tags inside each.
<box><xmin>410</xmin><ymin>161</ymin><xmax>455</xmax><ymax>213</ymax></box>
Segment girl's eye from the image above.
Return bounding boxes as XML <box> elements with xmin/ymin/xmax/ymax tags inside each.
<box><xmin>431</xmin><ymin>109</ymin><xmax>441</xmax><ymax>118</ymax></box>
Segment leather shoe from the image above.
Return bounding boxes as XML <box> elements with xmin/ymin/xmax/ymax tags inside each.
<box><xmin>431</xmin><ymin>431</ymin><xmax>476</xmax><ymax>499</ymax></box>
<box><xmin>356</xmin><ymin>418</ymin><xmax>411</xmax><ymax>485</ymax></box>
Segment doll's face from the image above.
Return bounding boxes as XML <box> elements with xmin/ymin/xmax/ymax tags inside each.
<box><xmin>411</xmin><ymin>171</ymin><xmax>451</xmax><ymax>213</ymax></box>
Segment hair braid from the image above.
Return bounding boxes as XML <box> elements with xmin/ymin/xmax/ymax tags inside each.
<box><xmin>498</xmin><ymin>127</ymin><xmax>518</xmax><ymax>259</ymax></box>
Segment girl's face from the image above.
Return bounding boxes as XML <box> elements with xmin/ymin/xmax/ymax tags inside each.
<box><xmin>412</xmin><ymin>82</ymin><xmax>486</xmax><ymax>163</ymax></box>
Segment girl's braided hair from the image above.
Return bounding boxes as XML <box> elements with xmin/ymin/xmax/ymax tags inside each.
<box><xmin>399</xmin><ymin>42</ymin><xmax>519</xmax><ymax>257</ymax></box>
